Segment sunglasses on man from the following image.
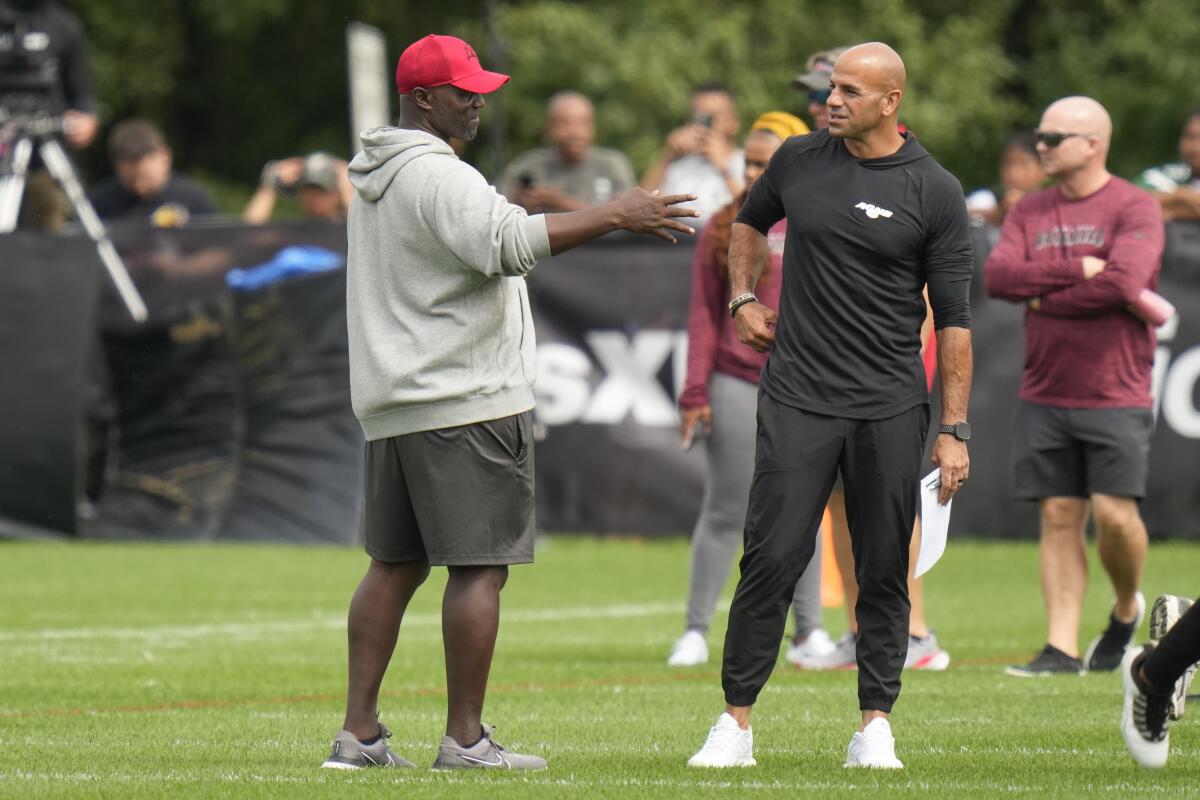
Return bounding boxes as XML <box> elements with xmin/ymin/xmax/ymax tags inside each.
<box><xmin>1033</xmin><ymin>131</ymin><xmax>1095</xmax><ymax>148</ymax></box>
<box><xmin>808</xmin><ymin>89</ymin><xmax>831</xmax><ymax>105</ymax></box>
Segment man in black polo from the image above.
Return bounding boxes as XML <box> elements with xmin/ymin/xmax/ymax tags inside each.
<box><xmin>687</xmin><ymin>42</ymin><xmax>973</xmax><ymax>770</ymax></box>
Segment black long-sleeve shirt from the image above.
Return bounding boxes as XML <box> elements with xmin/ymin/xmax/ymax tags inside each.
<box><xmin>736</xmin><ymin>129</ymin><xmax>972</xmax><ymax>419</ymax></box>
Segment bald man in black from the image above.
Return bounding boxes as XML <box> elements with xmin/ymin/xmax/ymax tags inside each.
<box><xmin>687</xmin><ymin>43</ymin><xmax>973</xmax><ymax>770</ymax></box>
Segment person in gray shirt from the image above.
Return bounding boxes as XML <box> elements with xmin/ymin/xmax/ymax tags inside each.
<box><xmin>497</xmin><ymin>91</ymin><xmax>636</xmax><ymax>212</ymax></box>
<box><xmin>322</xmin><ymin>33</ymin><xmax>697</xmax><ymax>774</ymax></box>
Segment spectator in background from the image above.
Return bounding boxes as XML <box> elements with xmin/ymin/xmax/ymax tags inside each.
<box><xmin>2</xmin><ymin>0</ymin><xmax>99</xmax><ymax>230</ymax></box>
<box><xmin>791</xmin><ymin>47</ymin><xmax>845</xmax><ymax>130</ymax></box>
<box><xmin>669</xmin><ymin>111</ymin><xmax>835</xmax><ymax>669</ymax></box>
<box><xmin>88</xmin><ymin>119</ymin><xmax>216</xmax><ymax>225</ymax></box>
<box><xmin>641</xmin><ymin>82</ymin><xmax>743</xmax><ymax>223</ymax></box>
<box><xmin>242</xmin><ymin>152</ymin><xmax>354</xmax><ymax>223</ymax></box>
<box><xmin>966</xmin><ymin>131</ymin><xmax>1047</xmax><ymax>226</ymax></box>
<box><xmin>985</xmin><ymin>96</ymin><xmax>1164</xmax><ymax>678</ymax></box>
<box><xmin>497</xmin><ymin>91</ymin><xmax>635</xmax><ymax>213</ymax></box>
<box><xmin>1136</xmin><ymin>110</ymin><xmax>1200</xmax><ymax>221</ymax></box>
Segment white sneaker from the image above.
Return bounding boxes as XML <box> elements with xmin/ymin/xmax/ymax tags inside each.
<box><xmin>1121</xmin><ymin>646</ymin><xmax>1170</xmax><ymax>768</ymax></box>
<box><xmin>1149</xmin><ymin>594</ymin><xmax>1196</xmax><ymax>720</ymax></box>
<box><xmin>786</xmin><ymin>628</ymin><xmax>835</xmax><ymax>667</ymax></box>
<box><xmin>687</xmin><ymin>712</ymin><xmax>756</xmax><ymax>768</ymax></box>
<box><xmin>792</xmin><ymin>631</ymin><xmax>857</xmax><ymax>670</ymax></box>
<box><xmin>845</xmin><ymin>718</ymin><xmax>903</xmax><ymax>769</ymax></box>
<box><xmin>668</xmin><ymin>630</ymin><xmax>708</xmax><ymax>667</ymax></box>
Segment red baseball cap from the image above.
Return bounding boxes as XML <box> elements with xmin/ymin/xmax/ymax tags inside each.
<box><xmin>395</xmin><ymin>34</ymin><xmax>510</xmax><ymax>95</ymax></box>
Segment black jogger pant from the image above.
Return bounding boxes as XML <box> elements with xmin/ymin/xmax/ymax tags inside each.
<box><xmin>1144</xmin><ymin>596</ymin><xmax>1200</xmax><ymax>691</ymax></box>
<box><xmin>721</xmin><ymin>391</ymin><xmax>929</xmax><ymax>712</ymax></box>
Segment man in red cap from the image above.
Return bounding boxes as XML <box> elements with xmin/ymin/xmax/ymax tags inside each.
<box><xmin>322</xmin><ymin>34</ymin><xmax>697</xmax><ymax>772</ymax></box>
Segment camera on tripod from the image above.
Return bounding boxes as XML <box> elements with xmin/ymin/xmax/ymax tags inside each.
<box><xmin>0</xmin><ymin>5</ymin><xmax>64</xmax><ymax>138</ymax></box>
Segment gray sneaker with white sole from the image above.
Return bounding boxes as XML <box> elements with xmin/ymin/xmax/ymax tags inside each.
<box><xmin>432</xmin><ymin>725</ymin><xmax>547</xmax><ymax>770</ymax></box>
<box><xmin>321</xmin><ymin>722</ymin><xmax>415</xmax><ymax>769</ymax></box>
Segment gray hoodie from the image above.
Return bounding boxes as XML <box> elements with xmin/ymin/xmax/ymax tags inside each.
<box><xmin>346</xmin><ymin>127</ymin><xmax>551</xmax><ymax>440</ymax></box>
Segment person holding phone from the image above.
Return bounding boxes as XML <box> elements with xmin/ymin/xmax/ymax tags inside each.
<box><xmin>641</xmin><ymin>82</ymin><xmax>745</xmax><ymax>223</ymax></box>
<box><xmin>669</xmin><ymin>111</ymin><xmax>830</xmax><ymax>668</ymax></box>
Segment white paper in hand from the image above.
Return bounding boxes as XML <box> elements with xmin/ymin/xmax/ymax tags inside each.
<box><xmin>916</xmin><ymin>469</ymin><xmax>951</xmax><ymax>577</ymax></box>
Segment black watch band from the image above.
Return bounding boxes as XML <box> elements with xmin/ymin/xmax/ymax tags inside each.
<box><xmin>938</xmin><ymin>422</ymin><xmax>972</xmax><ymax>441</ymax></box>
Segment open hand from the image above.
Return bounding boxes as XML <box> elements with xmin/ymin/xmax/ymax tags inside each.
<box><xmin>613</xmin><ymin>188</ymin><xmax>699</xmax><ymax>243</ymax></box>
<box><xmin>733</xmin><ymin>302</ymin><xmax>777</xmax><ymax>352</ymax></box>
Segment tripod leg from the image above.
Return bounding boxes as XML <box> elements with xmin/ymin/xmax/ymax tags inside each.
<box><xmin>39</xmin><ymin>139</ymin><xmax>148</xmax><ymax>323</ymax></box>
<box><xmin>0</xmin><ymin>138</ymin><xmax>34</xmax><ymax>233</ymax></box>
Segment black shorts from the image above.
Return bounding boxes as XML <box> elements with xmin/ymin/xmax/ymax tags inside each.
<box><xmin>1011</xmin><ymin>401</ymin><xmax>1153</xmax><ymax>500</ymax></box>
<box><xmin>361</xmin><ymin>411</ymin><xmax>536</xmax><ymax>566</ymax></box>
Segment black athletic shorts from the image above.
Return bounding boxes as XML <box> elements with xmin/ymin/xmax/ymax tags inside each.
<box><xmin>1011</xmin><ymin>400</ymin><xmax>1153</xmax><ymax>500</ymax></box>
<box><xmin>361</xmin><ymin>411</ymin><xmax>536</xmax><ymax>566</ymax></box>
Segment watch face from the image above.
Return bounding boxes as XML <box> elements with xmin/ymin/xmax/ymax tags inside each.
<box><xmin>955</xmin><ymin>422</ymin><xmax>972</xmax><ymax>441</ymax></box>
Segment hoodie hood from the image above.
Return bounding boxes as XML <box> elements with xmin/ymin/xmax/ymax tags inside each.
<box><xmin>348</xmin><ymin>127</ymin><xmax>456</xmax><ymax>202</ymax></box>
<box><xmin>856</xmin><ymin>131</ymin><xmax>930</xmax><ymax>170</ymax></box>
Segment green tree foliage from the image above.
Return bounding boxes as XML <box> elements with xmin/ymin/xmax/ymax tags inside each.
<box><xmin>67</xmin><ymin>0</ymin><xmax>1200</xmax><ymax>205</ymax></box>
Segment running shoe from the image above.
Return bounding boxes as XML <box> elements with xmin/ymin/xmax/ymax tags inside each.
<box><xmin>432</xmin><ymin>725</ymin><xmax>547</xmax><ymax>770</ymax></box>
<box><xmin>1121</xmin><ymin>645</ymin><xmax>1171</xmax><ymax>768</ymax></box>
<box><xmin>791</xmin><ymin>631</ymin><xmax>857</xmax><ymax>670</ymax></box>
<box><xmin>321</xmin><ymin>721</ymin><xmax>415</xmax><ymax>769</ymax></box>
<box><xmin>687</xmin><ymin>712</ymin><xmax>756</xmax><ymax>768</ymax></box>
<box><xmin>1085</xmin><ymin>592</ymin><xmax>1145</xmax><ymax>672</ymax></box>
<box><xmin>667</xmin><ymin>630</ymin><xmax>708</xmax><ymax>667</ymax></box>
<box><xmin>845</xmin><ymin>717</ymin><xmax>903</xmax><ymax>769</ymax></box>
<box><xmin>785</xmin><ymin>627</ymin><xmax>835</xmax><ymax>667</ymax></box>
<box><xmin>905</xmin><ymin>632</ymin><xmax>951</xmax><ymax>671</ymax></box>
<box><xmin>1149</xmin><ymin>594</ymin><xmax>1196</xmax><ymax>720</ymax></box>
<box><xmin>1005</xmin><ymin>644</ymin><xmax>1084</xmax><ymax>677</ymax></box>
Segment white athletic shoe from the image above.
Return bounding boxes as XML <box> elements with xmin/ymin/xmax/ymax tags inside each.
<box><xmin>785</xmin><ymin>628</ymin><xmax>835</xmax><ymax>667</ymax></box>
<box><xmin>845</xmin><ymin>718</ymin><xmax>903</xmax><ymax>769</ymax></box>
<box><xmin>792</xmin><ymin>631</ymin><xmax>857</xmax><ymax>670</ymax></box>
<box><xmin>687</xmin><ymin>712</ymin><xmax>756</xmax><ymax>768</ymax></box>
<box><xmin>1149</xmin><ymin>594</ymin><xmax>1196</xmax><ymax>720</ymax></box>
<box><xmin>1121</xmin><ymin>646</ymin><xmax>1170</xmax><ymax>768</ymax></box>
<box><xmin>668</xmin><ymin>630</ymin><xmax>709</xmax><ymax>667</ymax></box>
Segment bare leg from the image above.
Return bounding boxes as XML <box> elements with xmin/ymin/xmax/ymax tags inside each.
<box><xmin>834</xmin><ymin>492</ymin><xmax>931</xmax><ymax>637</ymax></box>
<box><xmin>1091</xmin><ymin>494</ymin><xmax>1148</xmax><ymax>623</ymax></box>
<box><xmin>342</xmin><ymin>558</ymin><xmax>430</xmax><ymax>739</ymax></box>
<box><xmin>829</xmin><ymin>490</ymin><xmax>858</xmax><ymax>633</ymax></box>
<box><xmin>907</xmin><ymin>519</ymin><xmax>929</xmax><ymax>638</ymax></box>
<box><xmin>443</xmin><ymin>565</ymin><xmax>509</xmax><ymax>746</ymax></box>
<box><xmin>1040</xmin><ymin>497</ymin><xmax>1090</xmax><ymax>657</ymax></box>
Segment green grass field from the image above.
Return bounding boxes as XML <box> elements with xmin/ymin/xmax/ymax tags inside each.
<box><xmin>1</xmin><ymin>536</ymin><xmax>1198</xmax><ymax>798</ymax></box>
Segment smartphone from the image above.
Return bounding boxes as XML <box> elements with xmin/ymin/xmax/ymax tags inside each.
<box><xmin>691</xmin><ymin>113</ymin><xmax>714</xmax><ymax>130</ymax></box>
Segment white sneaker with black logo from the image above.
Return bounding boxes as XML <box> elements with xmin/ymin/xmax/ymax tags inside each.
<box><xmin>687</xmin><ymin>712</ymin><xmax>756</xmax><ymax>768</ymax></box>
<box><xmin>845</xmin><ymin>718</ymin><xmax>903</xmax><ymax>769</ymax></box>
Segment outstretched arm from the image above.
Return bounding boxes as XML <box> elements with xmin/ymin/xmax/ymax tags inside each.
<box><xmin>544</xmin><ymin>189</ymin><xmax>698</xmax><ymax>255</ymax></box>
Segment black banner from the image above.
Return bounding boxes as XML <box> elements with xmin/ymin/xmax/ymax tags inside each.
<box><xmin>1</xmin><ymin>222</ymin><xmax>1198</xmax><ymax>541</ymax></box>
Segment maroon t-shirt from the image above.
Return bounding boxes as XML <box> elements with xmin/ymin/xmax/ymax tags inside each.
<box><xmin>984</xmin><ymin>177</ymin><xmax>1164</xmax><ymax>408</ymax></box>
<box><xmin>679</xmin><ymin>219</ymin><xmax>785</xmax><ymax>408</ymax></box>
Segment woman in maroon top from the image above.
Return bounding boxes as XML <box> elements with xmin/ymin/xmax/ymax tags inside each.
<box><xmin>667</xmin><ymin>112</ymin><xmax>835</xmax><ymax>668</ymax></box>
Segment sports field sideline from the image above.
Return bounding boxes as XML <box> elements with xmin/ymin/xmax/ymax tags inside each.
<box><xmin>1</xmin><ymin>537</ymin><xmax>1197</xmax><ymax>798</ymax></box>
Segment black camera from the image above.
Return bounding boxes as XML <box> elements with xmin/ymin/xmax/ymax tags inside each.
<box><xmin>0</xmin><ymin>5</ymin><xmax>63</xmax><ymax>134</ymax></box>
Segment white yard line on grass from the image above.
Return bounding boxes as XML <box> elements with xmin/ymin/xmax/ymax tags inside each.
<box><xmin>0</xmin><ymin>769</ymin><xmax>1188</xmax><ymax>795</ymax></box>
<box><xmin>0</xmin><ymin>601</ymin><xmax>708</xmax><ymax>644</ymax></box>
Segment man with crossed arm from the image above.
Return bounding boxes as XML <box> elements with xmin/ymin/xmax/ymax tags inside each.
<box><xmin>986</xmin><ymin>96</ymin><xmax>1165</xmax><ymax>678</ymax></box>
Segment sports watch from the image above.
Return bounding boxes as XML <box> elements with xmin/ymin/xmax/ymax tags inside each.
<box><xmin>938</xmin><ymin>422</ymin><xmax>971</xmax><ymax>441</ymax></box>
